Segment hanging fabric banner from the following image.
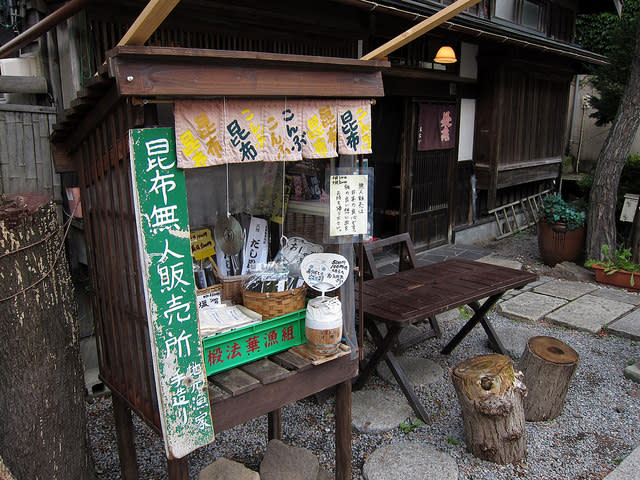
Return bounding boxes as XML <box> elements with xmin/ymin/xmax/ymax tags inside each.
<box><xmin>417</xmin><ymin>103</ymin><xmax>457</xmax><ymax>151</ymax></box>
<box><xmin>338</xmin><ymin>100</ymin><xmax>372</xmax><ymax>155</ymax></box>
<box><xmin>302</xmin><ymin>99</ymin><xmax>338</xmax><ymax>159</ymax></box>
<box><xmin>175</xmin><ymin>99</ymin><xmax>370</xmax><ymax>167</ymax></box>
<box><xmin>175</xmin><ymin>99</ymin><xmax>225</xmax><ymax>168</ymax></box>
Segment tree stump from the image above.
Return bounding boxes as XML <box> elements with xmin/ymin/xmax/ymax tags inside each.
<box><xmin>451</xmin><ymin>354</ymin><xmax>527</xmax><ymax>464</ymax></box>
<box><xmin>518</xmin><ymin>336</ymin><xmax>579</xmax><ymax>421</ymax></box>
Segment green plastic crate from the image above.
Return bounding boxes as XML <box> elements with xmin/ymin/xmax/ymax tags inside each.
<box><xmin>202</xmin><ymin>308</ymin><xmax>307</xmax><ymax>376</ymax></box>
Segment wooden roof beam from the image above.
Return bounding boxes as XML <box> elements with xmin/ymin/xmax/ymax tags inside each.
<box><xmin>360</xmin><ymin>0</ymin><xmax>483</xmax><ymax>60</ymax></box>
<box><xmin>117</xmin><ymin>0</ymin><xmax>181</xmax><ymax>46</ymax></box>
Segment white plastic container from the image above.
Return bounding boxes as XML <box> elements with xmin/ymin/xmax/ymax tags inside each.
<box><xmin>305</xmin><ymin>296</ymin><xmax>342</xmax><ymax>356</ymax></box>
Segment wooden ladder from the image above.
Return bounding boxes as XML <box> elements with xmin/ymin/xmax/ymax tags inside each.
<box><xmin>488</xmin><ymin>189</ymin><xmax>550</xmax><ymax>239</ymax></box>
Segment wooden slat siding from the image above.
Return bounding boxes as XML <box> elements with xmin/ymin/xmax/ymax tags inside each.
<box><xmin>0</xmin><ymin>109</ymin><xmax>59</xmax><ymax>199</ymax></box>
<box><xmin>77</xmin><ymin>99</ymin><xmax>161</xmax><ymax>429</ymax></box>
<box><xmin>0</xmin><ymin>111</ymin><xmax>8</xmax><ymax>195</ymax></box>
<box><xmin>23</xmin><ymin>113</ymin><xmax>37</xmax><ymax>193</ymax></box>
<box><xmin>109</xmin><ymin>113</ymin><xmax>142</xmax><ymax>413</ymax></box>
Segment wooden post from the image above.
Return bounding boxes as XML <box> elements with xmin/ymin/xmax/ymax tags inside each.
<box><xmin>335</xmin><ymin>379</ymin><xmax>352</xmax><ymax>480</ymax></box>
<box><xmin>451</xmin><ymin>354</ymin><xmax>527</xmax><ymax>464</ymax></box>
<box><xmin>518</xmin><ymin>336</ymin><xmax>579</xmax><ymax>421</ymax></box>
<box><xmin>112</xmin><ymin>394</ymin><xmax>139</xmax><ymax>480</ymax></box>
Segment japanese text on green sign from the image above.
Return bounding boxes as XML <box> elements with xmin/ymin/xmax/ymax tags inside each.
<box><xmin>129</xmin><ymin>128</ymin><xmax>214</xmax><ymax>459</ymax></box>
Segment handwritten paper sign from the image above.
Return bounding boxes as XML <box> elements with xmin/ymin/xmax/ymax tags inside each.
<box><xmin>300</xmin><ymin>253</ymin><xmax>349</xmax><ymax>294</ymax></box>
<box><xmin>329</xmin><ymin>174</ymin><xmax>368</xmax><ymax>236</ymax></box>
<box><xmin>129</xmin><ymin>128</ymin><xmax>214</xmax><ymax>458</ymax></box>
<box><xmin>190</xmin><ymin>228</ymin><xmax>216</xmax><ymax>261</ymax></box>
<box><xmin>196</xmin><ymin>288</ymin><xmax>222</xmax><ymax>310</ymax></box>
<box><xmin>242</xmin><ymin>217</ymin><xmax>269</xmax><ymax>274</ymax></box>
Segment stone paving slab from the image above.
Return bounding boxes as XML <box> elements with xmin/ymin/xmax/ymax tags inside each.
<box><xmin>363</xmin><ymin>441</ymin><xmax>459</xmax><ymax>480</ymax></box>
<box><xmin>591</xmin><ymin>286</ymin><xmax>640</xmax><ymax>306</ymax></box>
<box><xmin>352</xmin><ymin>390</ymin><xmax>413</xmax><ymax>433</ymax></box>
<box><xmin>476</xmin><ymin>254</ymin><xmax>522</xmax><ymax>270</ymax></box>
<box><xmin>487</xmin><ymin>322</ymin><xmax>533</xmax><ymax>359</ymax></box>
<box><xmin>376</xmin><ymin>356</ymin><xmax>444</xmax><ymax>386</ymax></box>
<box><xmin>498</xmin><ymin>291</ymin><xmax>567</xmax><ymax>323</ymax></box>
<box><xmin>624</xmin><ymin>363</ymin><xmax>640</xmax><ymax>383</ymax></box>
<box><xmin>533</xmin><ymin>279</ymin><xmax>599</xmax><ymax>300</ymax></box>
<box><xmin>608</xmin><ymin>309</ymin><xmax>640</xmax><ymax>340</ymax></box>
<box><xmin>604</xmin><ymin>444</ymin><xmax>640</xmax><ymax>479</ymax></box>
<box><xmin>199</xmin><ymin>458</ymin><xmax>260</xmax><ymax>480</ymax></box>
<box><xmin>545</xmin><ymin>294</ymin><xmax>635</xmax><ymax>334</ymax></box>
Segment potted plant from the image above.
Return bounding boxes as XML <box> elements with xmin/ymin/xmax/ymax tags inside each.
<box><xmin>585</xmin><ymin>245</ymin><xmax>640</xmax><ymax>292</ymax></box>
<box><xmin>538</xmin><ymin>194</ymin><xmax>586</xmax><ymax>266</ymax></box>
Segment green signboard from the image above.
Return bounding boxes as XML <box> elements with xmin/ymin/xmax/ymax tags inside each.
<box><xmin>129</xmin><ymin>128</ymin><xmax>214</xmax><ymax>458</ymax></box>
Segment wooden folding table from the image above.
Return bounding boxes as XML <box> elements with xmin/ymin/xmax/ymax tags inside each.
<box><xmin>355</xmin><ymin>258</ymin><xmax>537</xmax><ymax>423</ymax></box>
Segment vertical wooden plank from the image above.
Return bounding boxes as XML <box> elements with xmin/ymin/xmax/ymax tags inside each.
<box><xmin>32</xmin><ymin>113</ymin><xmax>45</xmax><ymax>196</ymax></box>
<box><xmin>0</xmin><ymin>112</ymin><xmax>7</xmax><ymax>195</ymax></box>
<box><xmin>4</xmin><ymin>112</ymin><xmax>17</xmax><ymax>190</ymax></box>
<box><xmin>112</xmin><ymin>393</ymin><xmax>139</xmax><ymax>480</ymax></box>
<box><xmin>167</xmin><ymin>458</ymin><xmax>188</xmax><ymax>480</ymax></box>
<box><xmin>335</xmin><ymin>380</ymin><xmax>352</xmax><ymax>480</ymax></box>
<box><xmin>48</xmin><ymin>114</ymin><xmax>63</xmax><ymax>202</ymax></box>
<box><xmin>22</xmin><ymin>112</ymin><xmax>37</xmax><ymax>193</ymax></box>
<box><xmin>268</xmin><ymin>409</ymin><xmax>282</xmax><ymax>440</ymax></box>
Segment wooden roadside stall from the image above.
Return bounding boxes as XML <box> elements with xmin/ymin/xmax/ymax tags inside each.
<box><xmin>51</xmin><ymin>46</ymin><xmax>388</xmax><ymax>479</ymax></box>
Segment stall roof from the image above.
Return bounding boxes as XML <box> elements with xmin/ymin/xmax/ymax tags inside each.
<box><xmin>335</xmin><ymin>0</ymin><xmax>609</xmax><ymax>66</ymax></box>
<box><xmin>51</xmin><ymin>46</ymin><xmax>389</xmax><ymax>171</ymax></box>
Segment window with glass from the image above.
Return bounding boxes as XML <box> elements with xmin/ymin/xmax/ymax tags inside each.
<box><xmin>493</xmin><ymin>0</ymin><xmax>545</xmax><ymax>33</ymax></box>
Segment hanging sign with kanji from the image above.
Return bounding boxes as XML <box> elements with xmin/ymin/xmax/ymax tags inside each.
<box><xmin>174</xmin><ymin>99</ymin><xmax>373</xmax><ymax>167</ymax></box>
<box><xmin>129</xmin><ymin>127</ymin><xmax>214</xmax><ymax>459</ymax></box>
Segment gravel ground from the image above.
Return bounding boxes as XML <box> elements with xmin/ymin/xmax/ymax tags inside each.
<box><xmin>86</xmin><ymin>231</ymin><xmax>640</xmax><ymax>479</ymax></box>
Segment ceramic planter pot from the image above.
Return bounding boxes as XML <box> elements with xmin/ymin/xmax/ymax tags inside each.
<box><xmin>537</xmin><ymin>219</ymin><xmax>585</xmax><ymax>266</ymax></box>
<box><xmin>591</xmin><ymin>264</ymin><xmax>640</xmax><ymax>292</ymax></box>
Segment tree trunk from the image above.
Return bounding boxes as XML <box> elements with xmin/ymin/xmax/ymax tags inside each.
<box><xmin>0</xmin><ymin>196</ymin><xmax>95</xmax><ymax>480</ymax></box>
<box><xmin>451</xmin><ymin>354</ymin><xmax>527</xmax><ymax>465</ymax></box>
<box><xmin>586</xmin><ymin>15</ymin><xmax>640</xmax><ymax>261</ymax></box>
<box><xmin>518</xmin><ymin>336</ymin><xmax>579</xmax><ymax>422</ymax></box>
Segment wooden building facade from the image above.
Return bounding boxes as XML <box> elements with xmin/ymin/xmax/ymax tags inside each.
<box><xmin>3</xmin><ymin>0</ymin><xmax>607</xmax><ymax>248</ymax></box>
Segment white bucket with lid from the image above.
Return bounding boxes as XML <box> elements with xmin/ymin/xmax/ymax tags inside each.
<box><xmin>305</xmin><ymin>296</ymin><xmax>342</xmax><ymax>356</ymax></box>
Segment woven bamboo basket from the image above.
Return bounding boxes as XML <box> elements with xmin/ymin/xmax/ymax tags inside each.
<box><xmin>242</xmin><ymin>286</ymin><xmax>307</xmax><ymax>321</ymax></box>
<box><xmin>220</xmin><ymin>275</ymin><xmax>249</xmax><ymax>305</ymax></box>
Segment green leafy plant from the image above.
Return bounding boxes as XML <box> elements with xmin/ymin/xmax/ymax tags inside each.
<box><xmin>457</xmin><ymin>305</ymin><xmax>472</xmax><ymax>320</ymax></box>
<box><xmin>399</xmin><ymin>418</ymin><xmax>423</xmax><ymax>434</ymax></box>
<box><xmin>585</xmin><ymin>244</ymin><xmax>640</xmax><ymax>286</ymax></box>
<box><xmin>446</xmin><ymin>436</ymin><xmax>460</xmax><ymax>445</ymax></box>
<box><xmin>540</xmin><ymin>194</ymin><xmax>586</xmax><ymax>231</ymax></box>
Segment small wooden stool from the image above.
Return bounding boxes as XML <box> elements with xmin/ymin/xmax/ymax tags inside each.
<box><xmin>518</xmin><ymin>336</ymin><xmax>579</xmax><ymax>421</ymax></box>
<box><xmin>451</xmin><ymin>354</ymin><xmax>527</xmax><ymax>464</ymax></box>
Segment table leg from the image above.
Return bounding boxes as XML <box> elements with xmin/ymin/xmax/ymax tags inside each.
<box><xmin>441</xmin><ymin>294</ymin><xmax>504</xmax><ymax>355</ymax></box>
<box><xmin>382</xmin><ymin>350</ymin><xmax>431</xmax><ymax>424</ymax></box>
<box><xmin>355</xmin><ymin>321</ymin><xmax>431</xmax><ymax>424</ymax></box>
<box><xmin>353</xmin><ymin>322</ymin><xmax>402</xmax><ymax>390</ymax></box>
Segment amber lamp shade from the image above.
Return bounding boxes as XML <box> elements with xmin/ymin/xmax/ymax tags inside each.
<box><xmin>434</xmin><ymin>45</ymin><xmax>457</xmax><ymax>64</ymax></box>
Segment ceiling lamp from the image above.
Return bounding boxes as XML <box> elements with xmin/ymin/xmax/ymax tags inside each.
<box><xmin>434</xmin><ymin>45</ymin><xmax>457</xmax><ymax>64</ymax></box>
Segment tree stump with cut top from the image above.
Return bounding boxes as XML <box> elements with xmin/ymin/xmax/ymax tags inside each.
<box><xmin>518</xmin><ymin>336</ymin><xmax>579</xmax><ymax>422</ymax></box>
<box><xmin>451</xmin><ymin>354</ymin><xmax>527</xmax><ymax>464</ymax></box>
